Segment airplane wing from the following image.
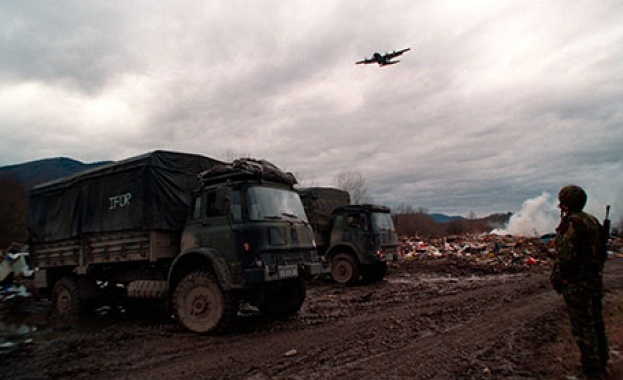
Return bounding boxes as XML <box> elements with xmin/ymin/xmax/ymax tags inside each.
<box><xmin>380</xmin><ymin>60</ymin><xmax>400</xmax><ymax>66</ymax></box>
<box><xmin>355</xmin><ymin>57</ymin><xmax>375</xmax><ymax>65</ymax></box>
<box><xmin>385</xmin><ymin>48</ymin><xmax>411</xmax><ymax>59</ymax></box>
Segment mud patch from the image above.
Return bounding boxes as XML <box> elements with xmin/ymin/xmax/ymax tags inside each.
<box><xmin>0</xmin><ymin>259</ymin><xmax>622</xmax><ymax>379</ymax></box>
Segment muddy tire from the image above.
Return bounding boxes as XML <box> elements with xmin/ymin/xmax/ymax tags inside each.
<box><xmin>52</xmin><ymin>277</ymin><xmax>83</xmax><ymax>317</ymax></box>
<box><xmin>331</xmin><ymin>253</ymin><xmax>359</xmax><ymax>285</ymax></box>
<box><xmin>259</xmin><ymin>278</ymin><xmax>306</xmax><ymax>317</ymax></box>
<box><xmin>173</xmin><ymin>271</ymin><xmax>237</xmax><ymax>334</ymax></box>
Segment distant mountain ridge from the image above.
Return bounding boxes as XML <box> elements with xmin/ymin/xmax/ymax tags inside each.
<box><xmin>0</xmin><ymin>157</ymin><xmax>111</xmax><ymax>190</ymax></box>
<box><xmin>0</xmin><ymin>156</ymin><xmax>513</xmax><ymax>247</ymax></box>
<box><xmin>0</xmin><ymin>157</ymin><xmax>497</xmax><ymax>225</ymax></box>
<box><xmin>429</xmin><ymin>212</ymin><xmax>512</xmax><ymax>227</ymax></box>
<box><xmin>428</xmin><ymin>213</ymin><xmax>466</xmax><ymax>223</ymax></box>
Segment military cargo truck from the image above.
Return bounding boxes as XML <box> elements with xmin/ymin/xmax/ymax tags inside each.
<box><xmin>298</xmin><ymin>187</ymin><xmax>399</xmax><ymax>285</ymax></box>
<box><xmin>29</xmin><ymin>151</ymin><xmax>325</xmax><ymax>333</ymax></box>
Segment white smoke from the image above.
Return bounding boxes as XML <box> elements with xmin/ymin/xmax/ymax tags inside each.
<box><xmin>492</xmin><ymin>192</ymin><xmax>559</xmax><ymax>237</ymax></box>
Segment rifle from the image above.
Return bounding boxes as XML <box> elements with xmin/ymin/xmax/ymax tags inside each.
<box><xmin>600</xmin><ymin>205</ymin><xmax>611</xmax><ymax>265</ymax></box>
<box><xmin>603</xmin><ymin>205</ymin><xmax>611</xmax><ymax>238</ymax></box>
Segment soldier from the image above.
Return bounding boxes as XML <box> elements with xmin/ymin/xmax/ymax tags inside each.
<box><xmin>550</xmin><ymin>185</ymin><xmax>609</xmax><ymax>378</ymax></box>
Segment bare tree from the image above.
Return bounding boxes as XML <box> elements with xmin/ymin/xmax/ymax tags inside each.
<box><xmin>395</xmin><ymin>213</ymin><xmax>442</xmax><ymax>239</ymax></box>
<box><xmin>394</xmin><ymin>203</ymin><xmax>416</xmax><ymax>215</ymax></box>
<box><xmin>333</xmin><ymin>171</ymin><xmax>372</xmax><ymax>204</ymax></box>
<box><xmin>394</xmin><ymin>203</ymin><xmax>428</xmax><ymax>215</ymax></box>
<box><xmin>219</xmin><ymin>149</ymin><xmax>254</xmax><ymax>162</ymax></box>
<box><xmin>0</xmin><ymin>177</ymin><xmax>28</xmax><ymax>248</ymax></box>
<box><xmin>294</xmin><ymin>174</ymin><xmax>320</xmax><ymax>189</ymax></box>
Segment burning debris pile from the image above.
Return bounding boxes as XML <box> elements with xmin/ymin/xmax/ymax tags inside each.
<box><xmin>609</xmin><ymin>234</ymin><xmax>623</xmax><ymax>257</ymax></box>
<box><xmin>398</xmin><ymin>234</ymin><xmax>554</xmax><ymax>274</ymax></box>
<box><xmin>396</xmin><ymin>193</ymin><xmax>622</xmax><ymax>275</ymax></box>
<box><xmin>397</xmin><ymin>233</ymin><xmax>623</xmax><ymax>275</ymax></box>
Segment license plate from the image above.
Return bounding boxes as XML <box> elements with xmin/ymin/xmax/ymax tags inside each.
<box><xmin>385</xmin><ymin>253</ymin><xmax>393</xmax><ymax>261</ymax></box>
<box><xmin>278</xmin><ymin>266</ymin><xmax>298</xmax><ymax>278</ymax></box>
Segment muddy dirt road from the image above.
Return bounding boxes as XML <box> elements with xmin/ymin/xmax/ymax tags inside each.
<box><xmin>3</xmin><ymin>258</ymin><xmax>623</xmax><ymax>379</ymax></box>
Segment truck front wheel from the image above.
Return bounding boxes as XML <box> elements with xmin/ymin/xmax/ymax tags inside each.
<box><xmin>52</xmin><ymin>277</ymin><xmax>83</xmax><ymax>316</ymax></box>
<box><xmin>331</xmin><ymin>253</ymin><xmax>359</xmax><ymax>285</ymax></box>
<box><xmin>173</xmin><ymin>271</ymin><xmax>237</xmax><ymax>334</ymax></box>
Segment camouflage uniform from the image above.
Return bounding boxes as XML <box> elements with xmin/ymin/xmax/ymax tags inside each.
<box><xmin>551</xmin><ymin>185</ymin><xmax>609</xmax><ymax>377</ymax></box>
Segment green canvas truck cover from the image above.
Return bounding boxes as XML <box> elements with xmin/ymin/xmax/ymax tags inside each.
<box><xmin>28</xmin><ymin>150</ymin><xmax>222</xmax><ymax>243</ymax></box>
<box><xmin>298</xmin><ymin>187</ymin><xmax>350</xmax><ymax>246</ymax></box>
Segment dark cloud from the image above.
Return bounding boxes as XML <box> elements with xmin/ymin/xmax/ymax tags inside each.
<box><xmin>1</xmin><ymin>1</ymin><xmax>622</xmax><ymax>221</ymax></box>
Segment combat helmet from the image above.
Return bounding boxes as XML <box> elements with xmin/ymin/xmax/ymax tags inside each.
<box><xmin>558</xmin><ymin>185</ymin><xmax>587</xmax><ymax>211</ymax></box>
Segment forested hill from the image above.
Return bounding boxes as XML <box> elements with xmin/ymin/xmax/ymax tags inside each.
<box><xmin>0</xmin><ymin>157</ymin><xmax>111</xmax><ymax>190</ymax></box>
<box><xmin>0</xmin><ymin>157</ymin><xmax>110</xmax><ymax>247</ymax></box>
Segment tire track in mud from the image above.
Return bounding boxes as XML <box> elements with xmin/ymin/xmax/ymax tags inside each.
<box><xmin>342</xmin><ymin>291</ymin><xmax>565</xmax><ymax>379</ymax></box>
<box><xmin>29</xmin><ymin>272</ymin><xmax>541</xmax><ymax>379</ymax></box>
<box><xmin>267</xmin><ymin>273</ymin><xmax>554</xmax><ymax>379</ymax></box>
<box><xmin>5</xmin><ymin>261</ymin><xmax>623</xmax><ymax>380</ymax></box>
<box><xmin>116</xmin><ymin>272</ymin><xmax>551</xmax><ymax>379</ymax></box>
<box><xmin>93</xmin><ymin>275</ymin><xmax>546</xmax><ymax>378</ymax></box>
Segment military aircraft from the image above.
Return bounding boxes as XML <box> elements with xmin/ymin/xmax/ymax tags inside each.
<box><xmin>356</xmin><ymin>48</ymin><xmax>411</xmax><ymax>66</ymax></box>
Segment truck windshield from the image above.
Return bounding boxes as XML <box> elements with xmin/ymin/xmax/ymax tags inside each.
<box><xmin>371</xmin><ymin>212</ymin><xmax>395</xmax><ymax>231</ymax></box>
<box><xmin>247</xmin><ymin>186</ymin><xmax>308</xmax><ymax>222</ymax></box>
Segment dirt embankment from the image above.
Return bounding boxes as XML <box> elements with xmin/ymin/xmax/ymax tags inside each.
<box><xmin>2</xmin><ymin>258</ymin><xmax>623</xmax><ymax>379</ymax></box>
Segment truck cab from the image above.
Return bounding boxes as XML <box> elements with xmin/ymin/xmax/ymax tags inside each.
<box><xmin>165</xmin><ymin>166</ymin><xmax>328</xmax><ymax>333</ymax></box>
<box><xmin>298</xmin><ymin>187</ymin><xmax>399</xmax><ymax>285</ymax></box>
<box><xmin>327</xmin><ymin>204</ymin><xmax>399</xmax><ymax>284</ymax></box>
<box><xmin>180</xmin><ymin>174</ymin><xmax>325</xmax><ymax>288</ymax></box>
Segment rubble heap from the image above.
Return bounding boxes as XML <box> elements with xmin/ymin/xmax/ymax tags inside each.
<box><xmin>0</xmin><ymin>244</ymin><xmax>34</xmax><ymax>303</ymax></box>
<box><xmin>398</xmin><ymin>233</ymin><xmax>623</xmax><ymax>275</ymax></box>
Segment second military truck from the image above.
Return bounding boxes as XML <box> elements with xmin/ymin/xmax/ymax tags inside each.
<box><xmin>29</xmin><ymin>151</ymin><xmax>325</xmax><ymax>333</ymax></box>
<box><xmin>298</xmin><ymin>187</ymin><xmax>399</xmax><ymax>285</ymax></box>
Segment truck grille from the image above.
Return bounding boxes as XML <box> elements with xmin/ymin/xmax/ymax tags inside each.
<box><xmin>259</xmin><ymin>251</ymin><xmax>315</xmax><ymax>266</ymax></box>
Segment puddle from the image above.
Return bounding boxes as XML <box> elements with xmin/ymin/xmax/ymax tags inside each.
<box><xmin>0</xmin><ymin>297</ymin><xmax>165</xmax><ymax>353</ymax></box>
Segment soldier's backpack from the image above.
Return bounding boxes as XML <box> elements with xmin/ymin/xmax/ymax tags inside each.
<box><xmin>569</xmin><ymin>213</ymin><xmax>608</xmax><ymax>269</ymax></box>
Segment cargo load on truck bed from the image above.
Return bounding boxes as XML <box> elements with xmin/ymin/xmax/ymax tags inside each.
<box><xmin>29</xmin><ymin>150</ymin><xmax>223</xmax><ymax>243</ymax></box>
<box><xmin>199</xmin><ymin>158</ymin><xmax>297</xmax><ymax>186</ymax></box>
<box><xmin>298</xmin><ymin>187</ymin><xmax>350</xmax><ymax>247</ymax></box>
<box><xmin>298</xmin><ymin>187</ymin><xmax>350</xmax><ymax>223</ymax></box>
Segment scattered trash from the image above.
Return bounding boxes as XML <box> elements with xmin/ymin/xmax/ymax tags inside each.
<box><xmin>398</xmin><ymin>233</ymin><xmax>623</xmax><ymax>272</ymax></box>
<box><xmin>0</xmin><ymin>341</ymin><xmax>16</xmax><ymax>349</ymax></box>
<box><xmin>1</xmin><ymin>284</ymin><xmax>31</xmax><ymax>301</ymax></box>
<box><xmin>284</xmin><ymin>349</ymin><xmax>298</xmax><ymax>357</ymax></box>
<box><xmin>1</xmin><ymin>250</ymin><xmax>33</xmax><ymax>283</ymax></box>
<box><xmin>1</xmin><ymin>245</ymin><xmax>35</xmax><ymax>303</ymax></box>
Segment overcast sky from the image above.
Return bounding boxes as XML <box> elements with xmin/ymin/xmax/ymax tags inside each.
<box><xmin>1</xmin><ymin>1</ymin><xmax>622</xmax><ymax>222</ymax></box>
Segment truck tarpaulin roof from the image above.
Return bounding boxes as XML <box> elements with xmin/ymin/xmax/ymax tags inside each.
<box><xmin>199</xmin><ymin>158</ymin><xmax>297</xmax><ymax>186</ymax></box>
<box><xmin>298</xmin><ymin>187</ymin><xmax>350</xmax><ymax>230</ymax></box>
<box><xmin>28</xmin><ymin>150</ymin><xmax>223</xmax><ymax>243</ymax></box>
